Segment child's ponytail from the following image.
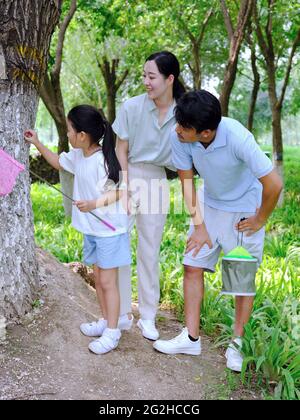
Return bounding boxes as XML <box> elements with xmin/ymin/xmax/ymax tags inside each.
<box><xmin>102</xmin><ymin>120</ymin><xmax>122</xmax><ymax>185</ymax></box>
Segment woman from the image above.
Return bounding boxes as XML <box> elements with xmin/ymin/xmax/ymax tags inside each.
<box><xmin>113</xmin><ymin>51</ymin><xmax>185</xmax><ymax>340</ymax></box>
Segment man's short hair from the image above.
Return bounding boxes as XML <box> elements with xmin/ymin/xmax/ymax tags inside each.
<box><xmin>175</xmin><ymin>90</ymin><xmax>222</xmax><ymax>133</ymax></box>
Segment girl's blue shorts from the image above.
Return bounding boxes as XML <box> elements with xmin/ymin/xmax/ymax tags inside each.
<box><xmin>83</xmin><ymin>233</ymin><xmax>131</xmax><ymax>269</ymax></box>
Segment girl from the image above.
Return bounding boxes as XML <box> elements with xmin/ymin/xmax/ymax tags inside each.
<box><xmin>113</xmin><ymin>51</ymin><xmax>185</xmax><ymax>340</ymax></box>
<box><xmin>25</xmin><ymin>105</ymin><xmax>131</xmax><ymax>355</ymax></box>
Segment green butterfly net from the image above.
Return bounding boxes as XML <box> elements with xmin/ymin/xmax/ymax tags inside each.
<box><xmin>221</xmin><ymin>246</ymin><xmax>258</xmax><ymax>296</ymax></box>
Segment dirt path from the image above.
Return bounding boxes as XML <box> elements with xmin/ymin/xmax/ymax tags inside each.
<box><xmin>0</xmin><ymin>249</ymin><xmax>259</xmax><ymax>400</ymax></box>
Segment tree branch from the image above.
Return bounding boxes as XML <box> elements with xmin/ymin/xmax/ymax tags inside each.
<box><xmin>265</xmin><ymin>0</ymin><xmax>275</xmax><ymax>57</ymax></box>
<box><xmin>166</xmin><ymin>0</ymin><xmax>195</xmax><ymax>42</ymax></box>
<box><xmin>187</xmin><ymin>61</ymin><xmax>194</xmax><ymax>74</ymax></box>
<box><xmin>253</xmin><ymin>2</ymin><xmax>270</xmax><ymax>61</ymax></box>
<box><xmin>197</xmin><ymin>8</ymin><xmax>214</xmax><ymax>45</ymax></box>
<box><xmin>220</xmin><ymin>0</ymin><xmax>233</xmax><ymax>40</ymax></box>
<box><xmin>53</xmin><ymin>0</ymin><xmax>63</xmax><ymax>12</ymax></box>
<box><xmin>278</xmin><ymin>28</ymin><xmax>300</xmax><ymax>108</ymax></box>
<box><xmin>52</xmin><ymin>0</ymin><xmax>77</xmax><ymax>77</ymax></box>
<box><xmin>116</xmin><ymin>69</ymin><xmax>129</xmax><ymax>92</ymax></box>
<box><xmin>39</xmin><ymin>72</ymin><xmax>60</xmax><ymax>121</ymax></box>
<box><xmin>112</xmin><ymin>58</ymin><xmax>119</xmax><ymax>77</ymax></box>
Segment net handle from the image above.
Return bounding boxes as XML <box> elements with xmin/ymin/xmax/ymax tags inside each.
<box><xmin>237</xmin><ymin>217</ymin><xmax>247</xmax><ymax>247</ymax></box>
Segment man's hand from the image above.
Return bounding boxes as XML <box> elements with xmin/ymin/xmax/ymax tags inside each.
<box><xmin>185</xmin><ymin>224</ymin><xmax>213</xmax><ymax>257</ymax></box>
<box><xmin>74</xmin><ymin>200</ymin><xmax>96</xmax><ymax>213</ymax></box>
<box><xmin>235</xmin><ymin>213</ymin><xmax>265</xmax><ymax>236</ymax></box>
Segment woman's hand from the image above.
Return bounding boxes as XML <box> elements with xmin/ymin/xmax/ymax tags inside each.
<box><xmin>24</xmin><ymin>130</ymin><xmax>39</xmax><ymax>146</ymax></box>
<box><xmin>74</xmin><ymin>200</ymin><xmax>96</xmax><ymax>213</ymax></box>
<box><xmin>185</xmin><ymin>224</ymin><xmax>213</xmax><ymax>257</ymax></box>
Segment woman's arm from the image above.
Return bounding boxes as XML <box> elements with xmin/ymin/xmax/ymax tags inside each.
<box><xmin>24</xmin><ymin>130</ymin><xmax>61</xmax><ymax>170</ymax></box>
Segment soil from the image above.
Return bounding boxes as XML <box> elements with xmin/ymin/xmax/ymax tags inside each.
<box><xmin>0</xmin><ymin>248</ymin><xmax>261</xmax><ymax>400</ymax></box>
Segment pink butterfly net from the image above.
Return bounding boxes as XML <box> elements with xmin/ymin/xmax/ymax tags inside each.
<box><xmin>0</xmin><ymin>149</ymin><xmax>25</xmax><ymax>196</ymax></box>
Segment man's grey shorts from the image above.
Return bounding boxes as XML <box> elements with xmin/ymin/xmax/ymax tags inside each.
<box><xmin>183</xmin><ymin>203</ymin><xmax>265</xmax><ymax>273</ymax></box>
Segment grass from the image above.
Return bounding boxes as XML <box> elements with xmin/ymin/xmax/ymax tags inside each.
<box><xmin>31</xmin><ymin>146</ymin><xmax>300</xmax><ymax>400</ymax></box>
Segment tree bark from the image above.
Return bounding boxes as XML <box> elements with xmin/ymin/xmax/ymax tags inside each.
<box><xmin>0</xmin><ymin>0</ymin><xmax>60</xmax><ymax>321</ymax></box>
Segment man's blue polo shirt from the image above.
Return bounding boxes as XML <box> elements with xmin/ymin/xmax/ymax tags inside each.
<box><xmin>171</xmin><ymin>117</ymin><xmax>273</xmax><ymax>212</ymax></box>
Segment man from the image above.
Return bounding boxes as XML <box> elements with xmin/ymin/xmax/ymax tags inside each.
<box><xmin>153</xmin><ymin>90</ymin><xmax>283</xmax><ymax>371</ymax></box>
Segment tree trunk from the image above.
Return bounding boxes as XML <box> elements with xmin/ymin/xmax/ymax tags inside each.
<box><xmin>192</xmin><ymin>42</ymin><xmax>201</xmax><ymax>90</ymax></box>
<box><xmin>219</xmin><ymin>58</ymin><xmax>239</xmax><ymax>116</ymax></box>
<box><xmin>268</xmin><ymin>71</ymin><xmax>284</xmax><ymax>205</ymax></box>
<box><xmin>267</xmin><ymin>70</ymin><xmax>283</xmax><ymax>164</ymax></box>
<box><xmin>271</xmin><ymin>105</ymin><xmax>284</xmax><ymax>206</ymax></box>
<box><xmin>107</xmin><ymin>88</ymin><xmax>117</xmax><ymax>124</ymax></box>
<box><xmin>271</xmin><ymin>107</ymin><xmax>283</xmax><ymax>162</ymax></box>
<box><xmin>100</xmin><ymin>58</ymin><xmax>117</xmax><ymax>124</ymax></box>
<box><xmin>247</xmin><ymin>45</ymin><xmax>260</xmax><ymax>132</ymax></box>
<box><xmin>99</xmin><ymin>57</ymin><xmax>128</xmax><ymax>124</ymax></box>
<box><xmin>56</xmin><ymin>114</ymin><xmax>69</xmax><ymax>155</ymax></box>
<box><xmin>0</xmin><ymin>0</ymin><xmax>60</xmax><ymax>321</ymax></box>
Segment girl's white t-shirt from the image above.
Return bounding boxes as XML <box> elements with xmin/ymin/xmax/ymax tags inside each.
<box><xmin>59</xmin><ymin>149</ymin><xmax>127</xmax><ymax>237</ymax></box>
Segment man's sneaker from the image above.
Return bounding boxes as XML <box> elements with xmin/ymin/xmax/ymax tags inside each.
<box><xmin>225</xmin><ymin>338</ymin><xmax>243</xmax><ymax>372</ymax></box>
<box><xmin>80</xmin><ymin>315</ymin><xmax>134</xmax><ymax>337</ymax></box>
<box><xmin>137</xmin><ymin>319</ymin><xmax>159</xmax><ymax>341</ymax></box>
<box><xmin>80</xmin><ymin>319</ymin><xmax>107</xmax><ymax>337</ymax></box>
<box><xmin>153</xmin><ymin>327</ymin><xmax>201</xmax><ymax>355</ymax></box>
<box><xmin>88</xmin><ymin>328</ymin><xmax>121</xmax><ymax>355</ymax></box>
<box><xmin>118</xmin><ymin>314</ymin><xmax>134</xmax><ymax>331</ymax></box>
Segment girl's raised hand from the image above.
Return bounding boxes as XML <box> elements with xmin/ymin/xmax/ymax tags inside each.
<box><xmin>24</xmin><ymin>130</ymin><xmax>39</xmax><ymax>146</ymax></box>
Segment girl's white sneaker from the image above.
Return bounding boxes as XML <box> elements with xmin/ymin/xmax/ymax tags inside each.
<box><xmin>88</xmin><ymin>328</ymin><xmax>121</xmax><ymax>355</ymax></box>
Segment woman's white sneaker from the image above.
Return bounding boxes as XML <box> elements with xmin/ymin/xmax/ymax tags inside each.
<box><xmin>80</xmin><ymin>315</ymin><xmax>134</xmax><ymax>337</ymax></box>
<box><xmin>118</xmin><ymin>314</ymin><xmax>134</xmax><ymax>331</ymax></box>
<box><xmin>225</xmin><ymin>338</ymin><xmax>243</xmax><ymax>372</ymax></box>
<box><xmin>80</xmin><ymin>319</ymin><xmax>107</xmax><ymax>337</ymax></box>
<box><xmin>88</xmin><ymin>328</ymin><xmax>121</xmax><ymax>355</ymax></box>
<box><xmin>137</xmin><ymin>319</ymin><xmax>159</xmax><ymax>340</ymax></box>
<box><xmin>153</xmin><ymin>327</ymin><xmax>201</xmax><ymax>355</ymax></box>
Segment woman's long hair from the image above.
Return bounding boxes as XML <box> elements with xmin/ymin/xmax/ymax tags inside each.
<box><xmin>67</xmin><ymin>105</ymin><xmax>121</xmax><ymax>184</ymax></box>
<box><xmin>146</xmin><ymin>51</ymin><xmax>185</xmax><ymax>101</ymax></box>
